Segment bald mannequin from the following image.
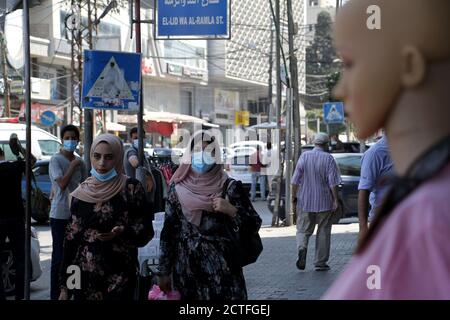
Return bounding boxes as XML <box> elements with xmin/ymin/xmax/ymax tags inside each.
<box><xmin>322</xmin><ymin>0</ymin><xmax>450</xmax><ymax>300</ymax></box>
<box><xmin>333</xmin><ymin>0</ymin><xmax>450</xmax><ymax>175</ymax></box>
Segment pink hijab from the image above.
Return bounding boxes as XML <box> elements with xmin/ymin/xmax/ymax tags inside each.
<box><xmin>171</xmin><ymin>131</ymin><xmax>229</xmax><ymax>226</ymax></box>
<box><xmin>71</xmin><ymin>134</ymin><xmax>127</xmax><ymax>204</ymax></box>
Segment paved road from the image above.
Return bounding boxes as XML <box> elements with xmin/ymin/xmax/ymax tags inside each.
<box><xmin>28</xmin><ymin>200</ymin><xmax>358</xmax><ymax>300</ymax></box>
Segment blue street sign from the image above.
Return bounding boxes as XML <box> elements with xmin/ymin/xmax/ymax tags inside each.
<box><xmin>323</xmin><ymin>102</ymin><xmax>345</xmax><ymax>125</ymax></box>
<box><xmin>82</xmin><ymin>50</ymin><xmax>141</xmax><ymax>110</ymax></box>
<box><xmin>156</xmin><ymin>0</ymin><xmax>230</xmax><ymax>39</ymax></box>
<box><xmin>40</xmin><ymin>110</ymin><xmax>56</xmax><ymax>127</ymax></box>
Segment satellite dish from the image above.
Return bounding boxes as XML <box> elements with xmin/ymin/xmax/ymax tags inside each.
<box><xmin>4</xmin><ymin>8</ymin><xmax>24</xmax><ymax>70</ymax></box>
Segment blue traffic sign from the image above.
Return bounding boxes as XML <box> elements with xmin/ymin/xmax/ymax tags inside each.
<box><xmin>82</xmin><ymin>50</ymin><xmax>141</xmax><ymax>110</ymax></box>
<box><xmin>40</xmin><ymin>110</ymin><xmax>56</xmax><ymax>127</ymax></box>
<box><xmin>323</xmin><ymin>102</ymin><xmax>345</xmax><ymax>125</ymax></box>
<box><xmin>156</xmin><ymin>0</ymin><xmax>230</xmax><ymax>39</ymax></box>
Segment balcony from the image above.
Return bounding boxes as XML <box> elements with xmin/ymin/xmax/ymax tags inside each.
<box><xmin>31</xmin><ymin>77</ymin><xmax>51</xmax><ymax>100</ymax></box>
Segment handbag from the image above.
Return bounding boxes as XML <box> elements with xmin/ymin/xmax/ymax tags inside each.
<box><xmin>222</xmin><ymin>178</ymin><xmax>263</xmax><ymax>267</ymax></box>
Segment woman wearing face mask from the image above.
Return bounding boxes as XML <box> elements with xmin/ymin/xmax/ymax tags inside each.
<box><xmin>58</xmin><ymin>134</ymin><xmax>154</xmax><ymax>300</ymax></box>
<box><xmin>157</xmin><ymin>131</ymin><xmax>262</xmax><ymax>300</ymax></box>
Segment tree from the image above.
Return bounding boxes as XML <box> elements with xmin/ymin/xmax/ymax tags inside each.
<box><xmin>304</xmin><ymin>11</ymin><xmax>338</xmax><ymax>110</ymax></box>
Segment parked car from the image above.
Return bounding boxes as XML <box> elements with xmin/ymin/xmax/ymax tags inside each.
<box><xmin>21</xmin><ymin>160</ymin><xmax>51</xmax><ymax>224</ymax></box>
<box><xmin>301</xmin><ymin>142</ymin><xmax>369</xmax><ymax>154</ymax></box>
<box><xmin>266</xmin><ymin>153</ymin><xmax>363</xmax><ymax>224</ymax></box>
<box><xmin>0</xmin><ymin>123</ymin><xmax>61</xmax><ymax>161</ymax></box>
<box><xmin>332</xmin><ymin>153</ymin><xmax>363</xmax><ymax>218</ymax></box>
<box><xmin>225</xmin><ymin>146</ymin><xmax>256</xmax><ymax>187</ymax></box>
<box><xmin>1</xmin><ymin>226</ymin><xmax>42</xmax><ymax>296</ymax></box>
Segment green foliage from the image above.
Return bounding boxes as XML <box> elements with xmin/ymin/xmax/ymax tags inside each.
<box><xmin>305</xmin><ymin>11</ymin><xmax>338</xmax><ymax>109</ymax></box>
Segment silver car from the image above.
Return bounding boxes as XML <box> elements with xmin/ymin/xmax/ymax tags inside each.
<box><xmin>1</xmin><ymin>226</ymin><xmax>42</xmax><ymax>295</ymax></box>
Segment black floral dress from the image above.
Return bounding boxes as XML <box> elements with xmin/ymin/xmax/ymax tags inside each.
<box><xmin>60</xmin><ymin>178</ymin><xmax>154</xmax><ymax>300</ymax></box>
<box><xmin>158</xmin><ymin>179</ymin><xmax>262</xmax><ymax>300</ymax></box>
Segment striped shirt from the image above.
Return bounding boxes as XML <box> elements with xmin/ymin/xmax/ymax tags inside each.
<box><xmin>292</xmin><ymin>147</ymin><xmax>342</xmax><ymax>213</ymax></box>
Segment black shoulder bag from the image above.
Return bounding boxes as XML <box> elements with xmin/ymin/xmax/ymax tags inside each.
<box><xmin>222</xmin><ymin>178</ymin><xmax>263</xmax><ymax>268</ymax></box>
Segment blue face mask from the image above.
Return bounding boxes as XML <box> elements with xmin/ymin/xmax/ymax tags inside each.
<box><xmin>63</xmin><ymin>140</ymin><xmax>78</xmax><ymax>152</ymax></box>
<box><xmin>90</xmin><ymin>168</ymin><xmax>118</xmax><ymax>182</ymax></box>
<box><xmin>191</xmin><ymin>151</ymin><xmax>215</xmax><ymax>174</ymax></box>
<box><xmin>133</xmin><ymin>139</ymin><xmax>139</xmax><ymax>150</ymax></box>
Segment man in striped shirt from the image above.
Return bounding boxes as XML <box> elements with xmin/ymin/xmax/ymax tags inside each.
<box><xmin>292</xmin><ymin>132</ymin><xmax>342</xmax><ymax>271</ymax></box>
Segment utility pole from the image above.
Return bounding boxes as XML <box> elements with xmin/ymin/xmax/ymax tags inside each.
<box><xmin>268</xmin><ymin>21</ymin><xmax>273</xmax><ymax>123</ymax></box>
<box><xmin>0</xmin><ymin>31</ymin><xmax>11</xmax><ymax>117</ymax></box>
<box><xmin>23</xmin><ymin>0</ymin><xmax>32</xmax><ymax>300</ymax></box>
<box><xmin>134</xmin><ymin>0</ymin><xmax>145</xmax><ymax>166</ymax></box>
<box><xmin>285</xmin><ymin>0</ymin><xmax>301</xmax><ymax>226</ymax></box>
<box><xmin>272</xmin><ymin>0</ymin><xmax>283</xmax><ymax>227</ymax></box>
<box><xmin>84</xmin><ymin>0</ymin><xmax>94</xmax><ymax>170</ymax></box>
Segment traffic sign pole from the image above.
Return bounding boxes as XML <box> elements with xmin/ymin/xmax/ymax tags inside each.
<box><xmin>135</xmin><ymin>0</ymin><xmax>145</xmax><ymax>167</ymax></box>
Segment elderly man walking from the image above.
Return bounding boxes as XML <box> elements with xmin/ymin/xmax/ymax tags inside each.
<box><xmin>292</xmin><ymin>133</ymin><xmax>342</xmax><ymax>271</ymax></box>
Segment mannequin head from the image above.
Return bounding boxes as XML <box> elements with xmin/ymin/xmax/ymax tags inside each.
<box><xmin>332</xmin><ymin>0</ymin><xmax>450</xmax><ymax>139</ymax></box>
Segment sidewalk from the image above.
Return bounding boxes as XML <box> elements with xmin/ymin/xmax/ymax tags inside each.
<box><xmin>245</xmin><ymin>201</ymin><xmax>358</xmax><ymax>300</ymax></box>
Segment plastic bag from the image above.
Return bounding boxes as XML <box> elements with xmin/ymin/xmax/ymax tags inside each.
<box><xmin>148</xmin><ymin>285</ymin><xmax>181</xmax><ymax>300</ymax></box>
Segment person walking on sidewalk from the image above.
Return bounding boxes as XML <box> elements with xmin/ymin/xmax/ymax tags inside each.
<box><xmin>58</xmin><ymin>134</ymin><xmax>154</xmax><ymax>300</ymax></box>
<box><xmin>49</xmin><ymin>124</ymin><xmax>87</xmax><ymax>300</ymax></box>
<box><xmin>292</xmin><ymin>133</ymin><xmax>341</xmax><ymax>271</ymax></box>
<box><xmin>157</xmin><ymin>131</ymin><xmax>262</xmax><ymax>300</ymax></box>
<box><xmin>357</xmin><ymin>134</ymin><xmax>394</xmax><ymax>245</ymax></box>
<box><xmin>250</xmin><ymin>145</ymin><xmax>267</xmax><ymax>201</ymax></box>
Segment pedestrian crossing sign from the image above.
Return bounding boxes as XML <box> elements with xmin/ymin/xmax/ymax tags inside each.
<box><xmin>82</xmin><ymin>50</ymin><xmax>141</xmax><ymax>110</ymax></box>
<box><xmin>323</xmin><ymin>102</ymin><xmax>345</xmax><ymax>125</ymax></box>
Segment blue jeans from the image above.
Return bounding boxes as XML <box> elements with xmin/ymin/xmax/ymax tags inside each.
<box><xmin>251</xmin><ymin>172</ymin><xmax>266</xmax><ymax>200</ymax></box>
<box><xmin>50</xmin><ymin>218</ymin><xmax>69</xmax><ymax>300</ymax></box>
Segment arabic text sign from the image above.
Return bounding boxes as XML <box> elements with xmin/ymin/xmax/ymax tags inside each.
<box><xmin>82</xmin><ymin>50</ymin><xmax>141</xmax><ymax>110</ymax></box>
<box><xmin>157</xmin><ymin>0</ymin><xmax>229</xmax><ymax>38</ymax></box>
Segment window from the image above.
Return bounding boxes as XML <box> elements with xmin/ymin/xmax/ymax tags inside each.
<box><xmin>164</xmin><ymin>40</ymin><xmax>206</xmax><ymax>69</ymax></box>
<box><xmin>0</xmin><ymin>142</ymin><xmax>24</xmax><ymax>161</ymax></box>
<box><xmin>38</xmin><ymin>140</ymin><xmax>61</xmax><ymax>156</ymax></box>
<box><xmin>334</xmin><ymin>155</ymin><xmax>362</xmax><ymax>176</ymax></box>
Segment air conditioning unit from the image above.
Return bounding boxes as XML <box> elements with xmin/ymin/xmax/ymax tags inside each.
<box><xmin>31</xmin><ymin>77</ymin><xmax>51</xmax><ymax>100</ymax></box>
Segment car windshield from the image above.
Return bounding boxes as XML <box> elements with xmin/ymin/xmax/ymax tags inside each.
<box><xmin>333</xmin><ymin>155</ymin><xmax>362</xmax><ymax>176</ymax></box>
<box><xmin>38</xmin><ymin>140</ymin><xmax>61</xmax><ymax>156</ymax></box>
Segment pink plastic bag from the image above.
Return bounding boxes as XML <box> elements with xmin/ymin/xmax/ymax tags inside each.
<box><xmin>148</xmin><ymin>285</ymin><xmax>181</xmax><ymax>300</ymax></box>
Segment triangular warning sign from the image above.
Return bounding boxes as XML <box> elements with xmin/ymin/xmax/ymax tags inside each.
<box><xmin>326</xmin><ymin>105</ymin><xmax>343</xmax><ymax>122</ymax></box>
<box><xmin>87</xmin><ymin>57</ymin><xmax>134</xmax><ymax>100</ymax></box>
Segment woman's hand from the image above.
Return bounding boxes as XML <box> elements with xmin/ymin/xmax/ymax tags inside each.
<box><xmin>212</xmin><ymin>198</ymin><xmax>238</xmax><ymax>218</ymax></box>
<box><xmin>58</xmin><ymin>288</ymin><xmax>69</xmax><ymax>300</ymax></box>
<box><xmin>97</xmin><ymin>226</ymin><xmax>124</xmax><ymax>242</ymax></box>
<box><xmin>158</xmin><ymin>275</ymin><xmax>172</xmax><ymax>294</ymax></box>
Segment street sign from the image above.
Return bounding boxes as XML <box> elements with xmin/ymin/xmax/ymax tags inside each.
<box><xmin>323</xmin><ymin>102</ymin><xmax>345</xmax><ymax>125</ymax></box>
<box><xmin>40</xmin><ymin>110</ymin><xmax>56</xmax><ymax>127</ymax></box>
<box><xmin>235</xmin><ymin>111</ymin><xmax>250</xmax><ymax>126</ymax></box>
<box><xmin>155</xmin><ymin>0</ymin><xmax>230</xmax><ymax>39</ymax></box>
<box><xmin>82</xmin><ymin>50</ymin><xmax>141</xmax><ymax>110</ymax></box>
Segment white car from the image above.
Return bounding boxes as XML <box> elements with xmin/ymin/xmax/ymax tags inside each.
<box><xmin>225</xmin><ymin>146</ymin><xmax>257</xmax><ymax>186</ymax></box>
<box><xmin>0</xmin><ymin>123</ymin><xmax>61</xmax><ymax>161</ymax></box>
<box><xmin>1</xmin><ymin>227</ymin><xmax>42</xmax><ymax>296</ymax></box>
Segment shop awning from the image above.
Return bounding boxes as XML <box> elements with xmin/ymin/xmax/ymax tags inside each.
<box><xmin>143</xmin><ymin>111</ymin><xmax>205</xmax><ymax>124</ymax></box>
<box><xmin>106</xmin><ymin>122</ymin><xmax>127</xmax><ymax>132</ymax></box>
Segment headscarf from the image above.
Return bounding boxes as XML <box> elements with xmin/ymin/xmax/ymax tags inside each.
<box><xmin>71</xmin><ymin>134</ymin><xmax>128</xmax><ymax>204</ymax></box>
<box><xmin>171</xmin><ymin>131</ymin><xmax>229</xmax><ymax>226</ymax></box>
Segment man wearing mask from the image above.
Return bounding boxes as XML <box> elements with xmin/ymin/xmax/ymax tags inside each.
<box><xmin>49</xmin><ymin>124</ymin><xmax>87</xmax><ymax>300</ymax></box>
<box><xmin>123</xmin><ymin>127</ymin><xmax>156</xmax><ymax>205</ymax></box>
<box><xmin>0</xmin><ymin>136</ymin><xmax>36</xmax><ymax>300</ymax></box>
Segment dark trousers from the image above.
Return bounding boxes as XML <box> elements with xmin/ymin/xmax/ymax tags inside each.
<box><xmin>50</xmin><ymin>218</ymin><xmax>68</xmax><ymax>300</ymax></box>
<box><xmin>0</xmin><ymin>220</ymin><xmax>25</xmax><ymax>300</ymax></box>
